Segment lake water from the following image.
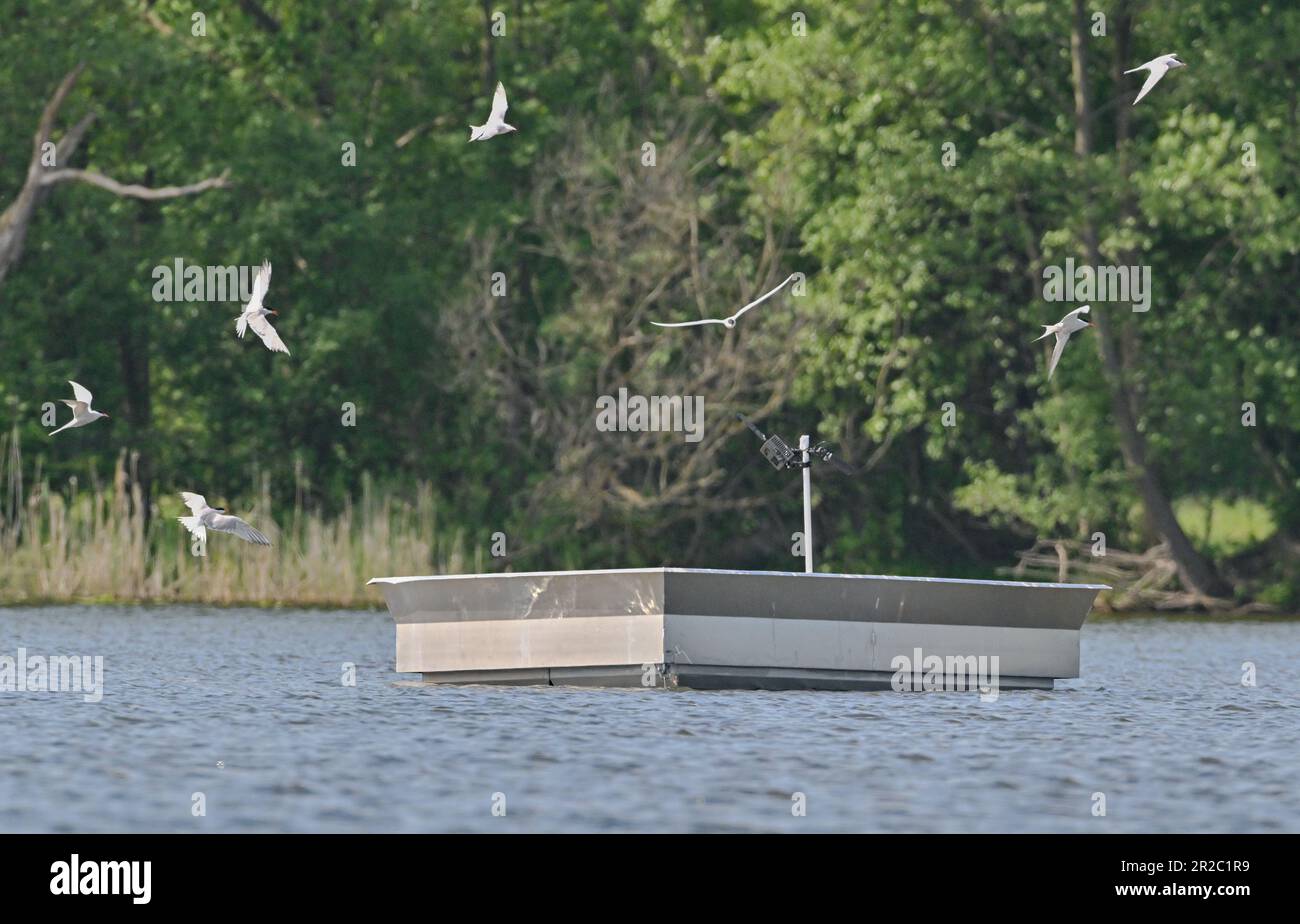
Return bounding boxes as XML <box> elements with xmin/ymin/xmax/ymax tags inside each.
<box><xmin>1</xmin><ymin>605</ymin><xmax>1297</xmax><ymax>833</ymax></box>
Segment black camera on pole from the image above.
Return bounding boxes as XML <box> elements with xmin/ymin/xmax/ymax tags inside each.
<box><xmin>735</xmin><ymin>412</ymin><xmax>857</xmax><ymax>574</ymax></box>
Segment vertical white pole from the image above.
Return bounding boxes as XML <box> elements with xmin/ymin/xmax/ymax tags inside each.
<box><xmin>800</xmin><ymin>434</ymin><xmax>812</xmax><ymax>573</ymax></box>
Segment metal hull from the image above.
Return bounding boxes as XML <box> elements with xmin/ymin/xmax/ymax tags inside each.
<box><xmin>368</xmin><ymin>568</ymin><xmax>1106</xmax><ymax>692</ymax></box>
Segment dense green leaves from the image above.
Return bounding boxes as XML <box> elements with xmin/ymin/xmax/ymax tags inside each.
<box><xmin>0</xmin><ymin>0</ymin><xmax>1295</xmax><ymax>597</ymax></box>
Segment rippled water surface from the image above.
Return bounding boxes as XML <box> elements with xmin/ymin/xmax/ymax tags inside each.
<box><xmin>1</xmin><ymin>605</ymin><xmax>1297</xmax><ymax>832</ymax></box>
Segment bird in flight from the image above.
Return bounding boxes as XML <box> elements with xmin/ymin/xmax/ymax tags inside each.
<box><xmin>49</xmin><ymin>381</ymin><xmax>109</xmax><ymax>435</ymax></box>
<box><xmin>235</xmin><ymin>261</ymin><xmax>290</xmax><ymax>355</ymax></box>
<box><xmin>650</xmin><ymin>273</ymin><xmax>798</xmax><ymax>330</ymax></box>
<box><xmin>1034</xmin><ymin>306</ymin><xmax>1093</xmax><ymax>380</ymax></box>
<box><xmin>177</xmin><ymin>492</ymin><xmax>272</xmax><ymax>546</ymax></box>
<box><xmin>469</xmin><ymin>82</ymin><xmax>516</xmax><ymax>142</ymax></box>
<box><xmin>1125</xmin><ymin>53</ymin><xmax>1186</xmax><ymax>105</ymax></box>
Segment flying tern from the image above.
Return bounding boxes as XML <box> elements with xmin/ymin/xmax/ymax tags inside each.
<box><xmin>235</xmin><ymin>261</ymin><xmax>290</xmax><ymax>355</ymax></box>
<box><xmin>1125</xmin><ymin>53</ymin><xmax>1186</xmax><ymax>105</ymax></box>
<box><xmin>1034</xmin><ymin>305</ymin><xmax>1092</xmax><ymax>380</ymax></box>
<box><xmin>49</xmin><ymin>381</ymin><xmax>109</xmax><ymax>435</ymax></box>
<box><xmin>177</xmin><ymin>492</ymin><xmax>272</xmax><ymax>546</ymax></box>
<box><xmin>469</xmin><ymin>82</ymin><xmax>516</xmax><ymax>142</ymax></box>
<box><xmin>650</xmin><ymin>273</ymin><xmax>798</xmax><ymax>330</ymax></box>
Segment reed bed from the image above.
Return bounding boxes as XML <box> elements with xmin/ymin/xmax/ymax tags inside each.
<box><xmin>0</xmin><ymin>429</ymin><xmax>467</xmax><ymax>607</ymax></box>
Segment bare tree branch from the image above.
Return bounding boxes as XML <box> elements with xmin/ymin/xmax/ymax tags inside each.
<box><xmin>55</xmin><ymin>112</ymin><xmax>97</xmax><ymax>165</ymax></box>
<box><xmin>442</xmin><ymin>101</ymin><xmax>802</xmax><ymax>563</ymax></box>
<box><xmin>30</xmin><ymin>62</ymin><xmax>86</xmax><ymax>167</ymax></box>
<box><xmin>39</xmin><ymin>167</ymin><xmax>231</xmax><ymax>199</ymax></box>
<box><xmin>0</xmin><ymin>64</ymin><xmax>231</xmax><ymax>289</ymax></box>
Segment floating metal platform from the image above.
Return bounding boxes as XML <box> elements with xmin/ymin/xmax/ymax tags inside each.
<box><xmin>367</xmin><ymin>568</ymin><xmax>1107</xmax><ymax>692</ymax></box>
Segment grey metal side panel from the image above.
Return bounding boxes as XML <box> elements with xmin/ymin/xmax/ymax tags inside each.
<box><xmin>663</xmin><ymin>614</ymin><xmax>1080</xmax><ymax>678</ymax></box>
<box><xmin>395</xmin><ymin>613</ymin><xmax>663</xmax><ymax>674</ymax></box>
<box><xmin>662</xmin><ymin>569</ymin><xmax>1100</xmax><ymax>630</ymax></box>
<box><xmin>419</xmin><ymin>665</ymin><xmax>649</xmax><ymax>687</ymax></box>
<box><xmin>378</xmin><ymin>572</ymin><xmax>666</xmax><ymax>674</ymax></box>
<box><xmin>671</xmin><ymin>665</ymin><xmax>1053</xmax><ymax>692</ymax></box>
<box><xmin>381</xmin><ymin>570</ymin><xmax>665</xmax><ymax>623</ymax></box>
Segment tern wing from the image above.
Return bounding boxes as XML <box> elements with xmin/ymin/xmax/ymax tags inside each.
<box><xmin>248</xmin><ymin>313</ymin><xmax>290</xmax><ymax>354</ymax></box>
<box><xmin>1132</xmin><ymin>64</ymin><xmax>1168</xmax><ymax>105</ymax></box>
<box><xmin>246</xmin><ymin>261</ymin><xmax>272</xmax><ymax>312</ymax></box>
<box><xmin>1047</xmin><ymin>331</ymin><xmax>1073</xmax><ymax>380</ymax></box>
<box><xmin>61</xmin><ymin>400</ymin><xmax>89</xmax><ymax>414</ymax></box>
<box><xmin>488</xmin><ymin>82</ymin><xmax>508</xmax><ymax>124</ymax></box>
<box><xmin>650</xmin><ymin>318</ymin><xmax>726</xmax><ymax>328</ymax></box>
<box><xmin>177</xmin><ymin>516</ymin><xmax>207</xmax><ymax>544</ymax></box>
<box><xmin>731</xmin><ymin>273</ymin><xmax>797</xmax><ymax>322</ymax></box>
<box><xmin>180</xmin><ymin>492</ymin><xmax>208</xmax><ymax>516</ymax></box>
<box><xmin>211</xmin><ymin>514</ymin><xmax>271</xmax><ymax>546</ymax></box>
<box><xmin>69</xmin><ymin>380</ymin><xmax>93</xmax><ymax>406</ymax></box>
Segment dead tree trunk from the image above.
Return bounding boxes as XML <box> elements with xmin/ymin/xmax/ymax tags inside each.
<box><xmin>1069</xmin><ymin>0</ymin><xmax>1231</xmax><ymax>598</ymax></box>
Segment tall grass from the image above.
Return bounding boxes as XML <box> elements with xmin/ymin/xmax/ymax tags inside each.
<box><xmin>0</xmin><ymin>427</ymin><xmax>467</xmax><ymax>607</ymax></box>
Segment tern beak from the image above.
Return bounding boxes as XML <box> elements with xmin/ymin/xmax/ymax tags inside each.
<box><xmin>270</xmin><ymin>310</ymin><xmax>279</xmax><ymax>315</ymax></box>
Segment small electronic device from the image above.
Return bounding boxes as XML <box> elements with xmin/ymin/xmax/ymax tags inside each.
<box><xmin>735</xmin><ymin>411</ymin><xmax>857</xmax><ymax>573</ymax></box>
<box><xmin>737</xmin><ymin>414</ymin><xmax>797</xmax><ymax>470</ymax></box>
<box><xmin>735</xmin><ymin>413</ymin><xmax>856</xmax><ymax>475</ymax></box>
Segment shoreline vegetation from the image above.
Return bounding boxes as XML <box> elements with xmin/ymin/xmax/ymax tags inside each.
<box><xmin>1006</xmin><ymin>538</ymin><xmax>1290</xmax><ymax>616</ymax></box>
<box><xmin>2</xmin><ymin>436</ymin><xmax>1292</xmax><ymax>614</ymax></box>
<box><xmin>1</xmin><ymin>438</ymin><xmax>467</xmax><ymax>608</ymax></box>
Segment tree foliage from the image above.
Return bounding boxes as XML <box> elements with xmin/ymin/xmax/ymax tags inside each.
<box><xmin>1</xmin><ymin>0</ymin><xmax>1295</xmax><ymax>600</ymax></box>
